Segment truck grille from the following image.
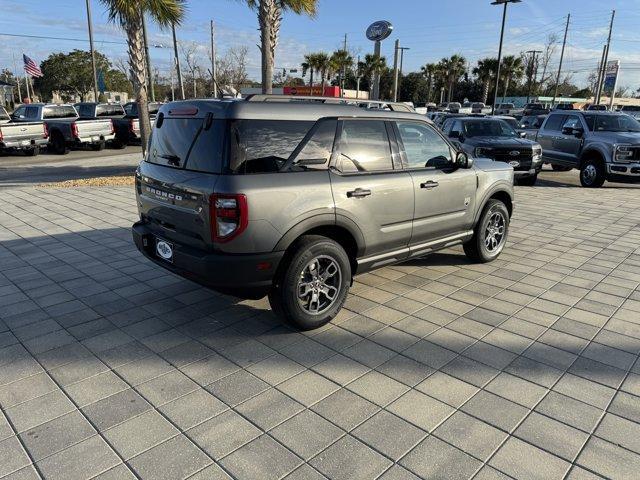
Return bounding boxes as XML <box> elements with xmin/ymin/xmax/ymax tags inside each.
<box><xmin>490</xmin><ymin>148</ymin><xmax>534</xmax><ymax>169</ymax></box>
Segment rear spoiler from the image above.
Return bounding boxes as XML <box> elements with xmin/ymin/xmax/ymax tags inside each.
<box><xmin>244</xmin><ymin>94</ymin><xmax>416</xmax><ymax>113</ymax></box>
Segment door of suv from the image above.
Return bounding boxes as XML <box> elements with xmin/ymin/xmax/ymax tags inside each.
<box><xmin>330</xmin><ymin>119</ymin><xmax>414</xmax><ymax>263</ymax></box>
<box><xmin>393</xmin><ymin>120</ymin><xmax>477</xmax><ymax>254</ymax></box>
<box><xmin>555</xmin><ymin>114</ymin><xmax>584</xmax><ymax>167</ymax></box>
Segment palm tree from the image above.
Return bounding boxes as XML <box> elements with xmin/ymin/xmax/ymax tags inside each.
<box><xmin>439</xmin><ymin>54</ymin><xmax>466</xmax><ymax>102</ymax></box>
<box><xmin>500</xmin><ymin>55</ymin><xmax>524</xmax><ymax>101</ymax></box>
<box><xmin>100</xmin><ymin>0</ymin><xmax>185</xmax><ymax>154</ymax></box>
<box><xmin>301</xmin><ymin>55</ymin><xmax>313</xmax><ymax>87</ymax></box>
<box><xmin>243</xmin><ymin>0</ymin><xmax>317</xmax><ymax>94</ymax></box>
<box><xmin>330</xmin><ymin>49</ymin><xmax>353</xmax><ymax>96</ymax></box>
<box><xmin>360</xmin><ymin>54</ymin><xmax>386</xmax><ymax>98</ymax></box>
<box><xmin>473</xmin><ymin>57</ymin><xmax>498</xmax><ymax>104</ymax></box>
<box><xmin>315</xmin><ymin>53</ymin><xmax>331</xmax><ymax>94</ymax></box>
<box><xmin>421</xmin><ymin>63</ymin><xmax>438</xmax><ymax>103</ymax></box>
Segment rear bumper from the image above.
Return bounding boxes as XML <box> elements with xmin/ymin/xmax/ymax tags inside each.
<box><xmin>76</xmin><ymin>133</ymin><xmax>116</xmax><ymax>144</ymax></box>
<box><xmin>607</xmin><ymin>163</ymin><xmax>640</xmax><ymax>182</ymax></box>
<box><xmin>132</xmin><ymin>221</ymin><xmax>284</xmax><ymax>297</ymax></box>
<box><xmin>1</xmin><ymin>138</ymin><xmax>48</xmax><ymax>149</ymax></box>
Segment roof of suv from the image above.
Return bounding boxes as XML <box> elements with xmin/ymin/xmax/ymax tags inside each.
<box><xmin>158</xmin><ymin>98</ymin><xmax>427</xmax><ymax>123</ymax></box>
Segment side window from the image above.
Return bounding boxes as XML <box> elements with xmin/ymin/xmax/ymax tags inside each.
<box><xmin>449</xmin><ymin>120</ymin><xmax>463</xmax><ymax>138</ymax></box>
<box><xmin>337</xmin><ymin>120</ymin><xmax>393</xmax><ymax>173</ymax></box>
<box><xmin>441</xmin><ymin>120</ymin><xmax>453</xmax><ymax>135</ymax></box>
<box><xmin>291</xmin><ymin>120</ymin><xmax>337</xmax><ymax>171</ymax></box>
<box><xmin>12</xmin><ymin>106</ymin><xmax>26</xmax><ymax>118</ymax></box>
<box><xmin>561</xmin><ymin>115</ymin><xmax>580</xmax><ymax>130</ymax></box>
<box><xmin>96</xmin><ymin>105</ymin><xmax>108</xmax><ymax>117</ymax></box>
<box><xmin>228</xmin><ymin>120</ymin><xmax>313</xmax><ymax>174</ymax></box>
<box><xmin>543</xmin><ymin>115</ymin><xmax>565</xmax><ymax>131</ymax></box>
<box><xmin>396</xmin><ymin>121</ymin><xmax>452</xmax><ymax>169</ymax></box>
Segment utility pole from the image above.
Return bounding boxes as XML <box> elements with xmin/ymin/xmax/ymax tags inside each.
<box><xmin>141</xmin><ymin>14</ymin><xmax>155</xmax><ymax>102</ymax></box>
<box><xmin>340</xmin><ymin>33</ymin><xmax>347</xmax><ymax>97</ymax></box>
<box><xmin>210</xmin><ymin>20</ymin><xmax>217</xmax><ymax>98</ymax></box>
<box><xmin>12</xmin><ymin>53</ymin><xmax>21</xmax><ymax>103</ymax></box>
<box><xmin>596</xmin><ymin>10</ymin><xmax>615</xmax><ymax>104</ymax></box>
<box><xmin>85</xmin><ymin>0</ymin><xmax>99</xmax><ymax>102</ymax></box>
<box><xmin>525</xmin><ymin>50</ymin><xmax>542</xmax><ymax>103</ymax></box>
<box><xmin>356</xmin><ymin>55</ymin><xmax>361</xmax><ymax>99</ymax></box>
<box><xmin>594</xmin><ymin>45</ymin><xmax>607</xmax><ymax>105</ymax></box>
<box><xmin>172</xmin><ymin>23</ymin><xmax>185</xmax><ymax>100</ymax></box>
<box><xmin>398</xmin><ymin>46</ymin><xmax>409</xmax><ymax>99</ymax></box>
<box><xmin>392</xmin><ymin>40</ymin><xmax>400</xmax><ymax>102</ymax></box>
<box><xmin>552</xmin><ymin>14</ymin><xmax>570</xmax><ymax>106</ymax></box>
<box><xmin>491</xmin><ymin>0</ymin><xmax>521</xmax><ymax>115</ymax></box>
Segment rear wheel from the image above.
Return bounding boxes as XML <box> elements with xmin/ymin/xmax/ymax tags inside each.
<box><xmin>580</xmin><ymin>158</ymin><xmax>605</xmax><ymax>188</ymax></box>
<box><xmin>464</xmin><ymin>199</ymin><xmax>510</xmax><ymax>263</ymax></box>
<box><xmin>50</xmin><ymin>131</ymin><xmax>69</xmax><ymax>155</ymax></box>
<box><xmin>552</xmin><ymin>164</ymin><xmax>572</xmax><ymax>172</ymax></box>
<box><xmin>269</xmin><ymin>235</ymin><xmax>351</xmax><ymax>330</ymax></box>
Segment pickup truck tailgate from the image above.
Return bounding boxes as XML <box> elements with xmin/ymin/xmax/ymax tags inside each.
<box><xmin>75</xmin><ymin>119</ymin><xmax>114</xmax><ymax>138</ymax></box>
<box><xmin>0</xmin><ymin>122</ymin><xmax>47</xmax><ymax>144</ymax></box>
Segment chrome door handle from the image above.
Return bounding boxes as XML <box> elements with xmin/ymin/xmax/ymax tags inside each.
<box><xmin>346</xmin><ymin>188</ymin><xmax>371</xmax><ymax>198</ymax></box>
<box><xmin>420</xmin><ymin>180</ymin><xmax>439</xmax><ymax>189</ymax></box>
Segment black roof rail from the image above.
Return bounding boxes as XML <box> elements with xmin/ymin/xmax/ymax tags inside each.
<box><xmin>244</xmin><ymin>94</ymin><xmax>416</xmax><ymax>113</ymax></box>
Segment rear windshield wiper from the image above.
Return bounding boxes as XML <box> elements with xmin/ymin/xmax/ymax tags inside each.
<box><xmin>159</xmin><ymin>154</ymin><xmax>181</xmax><ymax>166</ymax></box>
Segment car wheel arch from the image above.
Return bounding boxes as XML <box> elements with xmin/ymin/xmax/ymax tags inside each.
<box><xmin>474</xmin><ymin>186</ymin><xmax>514</xmax><ymax>224</ymax></box>
<box><xmin>579</xmin><ymin>148</ymin><xmax>606</xmax><ymax>169</ymax></box>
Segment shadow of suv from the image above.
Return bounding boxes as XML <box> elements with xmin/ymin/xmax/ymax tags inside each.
<box><xmin>132</xmin><ymin>96</ymin><xmax>514</xmax><ymax>329</ymax></box>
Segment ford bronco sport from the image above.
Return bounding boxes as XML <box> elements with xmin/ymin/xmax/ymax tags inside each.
<box><xmin>132</xmin><ymin>96</ymin><xmax>514</xmax><ymax>329</ymax></box>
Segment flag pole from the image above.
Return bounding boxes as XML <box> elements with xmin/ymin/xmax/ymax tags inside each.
<box><xmin>12</xmin><ymin>53</ymin><xmax>22</xmax><ymax>103</ymax></box>
<box><xmin>25</xmin><ymin>75</ymin><xmax>31</xmax><ymax>103</ymax></box>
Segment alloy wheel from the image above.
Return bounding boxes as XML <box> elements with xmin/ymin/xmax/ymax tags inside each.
<box><xmin>297</xmin><ymin>255</ymin><xmax>342</xmax><ymax>315</ymax></box>
<box><xmin>484</xmin><ymin>211</ymin><xmax>506</xmax><ymax>252</ymax></box>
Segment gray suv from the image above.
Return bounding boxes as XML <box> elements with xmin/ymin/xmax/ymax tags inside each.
<box><xmin>132</xmin><ymin>96</ymin><xmax>514</xmax><ymax>329</ymax></box>
<box><xmin>536</xmin><ymin>111</ymin><xmax>640</xmax><ymax>187</ymax></box>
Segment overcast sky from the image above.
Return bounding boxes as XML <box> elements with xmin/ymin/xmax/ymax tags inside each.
<box><xmin>2</xmin><ymin>0</ymin><xmax>640</xmax><ymax>90</ymax></box>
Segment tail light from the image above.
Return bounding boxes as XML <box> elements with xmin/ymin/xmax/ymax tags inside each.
<box><xmin>209</xmin><ymin>194</ymin><xmax>248</xmax><ymax>243</ymax></box>
<box><xmin>43</xmin><ymin>123</ymin><xmax>49</xmax><ymax>139</ymax></box>
<box><xmin>129</xmin><ymin>119</ymin><xmax>135</xmax><ymax>133</ymax></box>
<box><xmin>109</xmin><ymin>119</ymin><xmax>115</xmax><ymax>135</ymax></box>
<box><xmin>71</xmin><ymin>122</ymin><xmax>79</xmax><ymax>139</ymax></box>
<box><xmin>0</xmin><ymin>129</ymin><xmax>3</xmax><ymax>142</ymax></box>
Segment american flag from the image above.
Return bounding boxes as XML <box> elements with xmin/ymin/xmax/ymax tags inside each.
<box><xmin>23</xmin><ymin>54</ymin><xmax>43</xmax><ymax>78</ymax></box>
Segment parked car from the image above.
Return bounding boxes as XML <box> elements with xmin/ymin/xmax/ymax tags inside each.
<box><xmin>0</xmin><ymin>106</ymin><xmax>48</xmax><ymax>156</ymax></box>
<box><xmin>414</xmin><ymin>102</ymin><xmax>437</xmax><ymax>115</ymax></box>
<box><xmin>438</xmin><ymin>102</ymin><xmax>465</xmax><ymax>113</ymax></box>
<box><xmin>442</xmin><ymin>116</ymin><xmax>542</xmax><ymax>186</ymax></box>
<box><xmin>535</xmin><ymin>111</ymin><xmax>640</xmax><ymax>187</ymax></box>
<box><xmin>113</xmin><ymin>101</ymin><xmax>163</xmax><ymax>147</ymax></box>
<box><xmin>518</xmin><ymin>114</ymin><xmax>547</xmax><ymax>138</ymax></box>
<box><xmin>431</xmin><ymin>112</ymin><xmax>470</xmax><ymax>130</ymax></box>
<box><xmin>132</xmin><ymin>97</ymin><xmax>514</xmax><ymax>329</ymax></box>
<box><xmin>469</xmin><ymin>102</ymin><xmax>492</xmax><ymax>114</ymax></box>
<box><xmin>10</xmin><ymin>103</ymin><xmax>115</xmax><ymax>154</ymax></box>
<box><xmin>554</xmin><ymin>103</ymin><xmax>575</xmax><ymax>110</ymax></box>
<box><xmin>494</xmin><ymin>103</ymin><xmax>521</xmax><ymax>116</ymax></box>
<box><xmin>586</xmin><ymin>104</ymin><xmax>608</xmax><ymax>111</ymax></box>
<box><xmin>618</xmin><ymin>105</ymin><xmax>640</xmax><ymax>119</ymax></box>
<box><xmin>76</xmin><ymin>102</ymin><xmax>126</xmax><ymax>149</ymax></box>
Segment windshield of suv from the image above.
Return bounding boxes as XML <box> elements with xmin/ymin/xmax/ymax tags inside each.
<box><xmin>463</xmin><ymin>120</ymin><xmax>518</xmax><ymax>138</ymax></box>
<box><xmin>583</xmin><ymin>114</ymin><xmax>640</xmax><ymax>132</ymax></box>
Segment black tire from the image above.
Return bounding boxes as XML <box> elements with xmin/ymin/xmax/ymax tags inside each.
<box><xmin>24</xmin><ymin>146</ymin><xmax>39</xmax><ymax>157</ymax></box>
<box><xmin>91</xmin><ymin>140</ymin><xmax>106</xmax><ymax>151</ymax></box>
<box><xmin>580</xmin><ymin>158</ymin><xmax>606</xmax><ymax>188</ymax></box>
<box><xmin>552</xmin><ymin>164</ymin><xmax>572</xmax><ymax>172</ymax></box>
<box><xmin>464</xmin><ymin>199</ymin><xmax>510</xmax><ymax>263</ymax></box>
<box><xmin>269</xmin><ymin>235</ymin><xmax>351</xmax><ymax>330</ymax></box>
<box><xmin>50</xmin><ymin>131</ymin><xmax>69</xmax><ymax>155</ymax></box>
<box><xmin>518</xmin><ymin>174</ymin><xmax>537</xmax><ymax>186</ymax></box>
<box><xmin>110</xmin><ymin>138</ymin><xmax>126</xmax><ymax>149</ymax></box>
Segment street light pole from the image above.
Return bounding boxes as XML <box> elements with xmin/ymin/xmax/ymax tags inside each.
<box><xmin>85</xmin><ymin>0</ymin><xmax>99</xmax><ymax>102</ymax></box>
<box><xmin>491</xmin><ymin>0</ymin><xmax>521</xmax><ymax>115</ymax></box>
<box><xmin>172</xmin><ymin>23</ymin><xmax>185</xmax><ymax>100</ymax></box>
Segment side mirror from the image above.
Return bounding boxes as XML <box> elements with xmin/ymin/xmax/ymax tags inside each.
<box><xmin>561</xmin><ymin>126</ymin><xmax>573</xmax><ymax>135</ymax></box>
<box><xmin>456</xmin><ymin>151</ymin><xmax>473</xmax><ymax>169</ymax></box>
<box><xmin>572</xmin><ymin>127</ymin><xmax>584</xmax><ymax>138</ymax></box>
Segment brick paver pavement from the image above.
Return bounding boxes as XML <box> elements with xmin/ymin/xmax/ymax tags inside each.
<box><xmin>1</xmin><ymin>183</ymin><xmax>640</xmax><ymax>479</ymax></box>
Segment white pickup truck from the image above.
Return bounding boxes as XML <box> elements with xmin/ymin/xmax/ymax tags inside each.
<box><xmin>0</xmin><ymin>106</ymin><xmax>48</xmax><ymax>156</ymax></box>
<box><xmin>11</xmin><ymin>103</ymin><xmax>115</xmax><ymax>154</ymax></box>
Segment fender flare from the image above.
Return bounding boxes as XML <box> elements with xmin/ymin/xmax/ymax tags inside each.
<box><xmin>273</xmin><ymin>214</ymin><xmax>365</xmax><ymax>257</ymax></box>
<box><xmin>473</xmin><ymin>182</ymin><xmax>514</xmax><ymax>224</ymax></box>
<box><xmin>579</xmin><ymin>146</ymin><xmax>608</xmax><ymax>169</ymax></box>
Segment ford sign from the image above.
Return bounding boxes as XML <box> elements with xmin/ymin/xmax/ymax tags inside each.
<box><xmin>366</xmin><ymin>20</ymin><xmax>393</xmax><ymax>42</ymax></box>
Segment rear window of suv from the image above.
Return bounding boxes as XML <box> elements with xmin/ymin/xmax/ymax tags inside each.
<box><xmin>147</xmin><ymin>117</ymin><xmax>227</xmax><ymax>173</ymax></box>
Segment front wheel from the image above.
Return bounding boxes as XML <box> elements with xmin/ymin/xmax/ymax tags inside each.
<box><xmin>269</xmin><ymin>235</ymin><xmax>351</xmax><ymax>330</ymax></box>
<box><xmin>518</xmin><ymin>174</ymin><xmax>537</xmax><ymax>186</ymax></box>
<box><xmin>464</xmin><ymin>199</ymin><xmax>510</xmax><ymax>263</ymax></box>
<box><xmin>580</xmin><ymin>159</ymin><xmax>605</xmax><ymax>188</ymax></box>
